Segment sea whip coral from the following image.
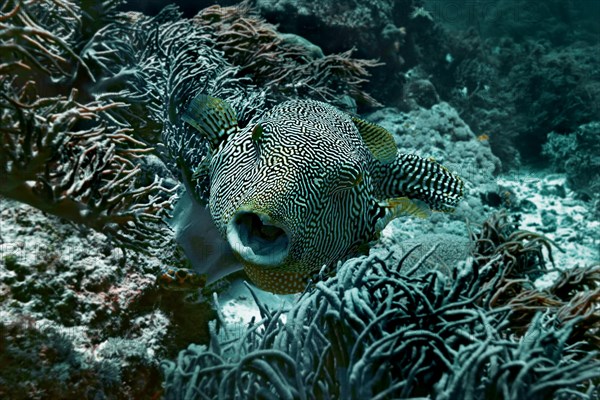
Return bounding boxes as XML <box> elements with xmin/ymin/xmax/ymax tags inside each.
<box><xmin>161</xmin><ymin>212</ymin><xmax>600</xmax><ymax>399</ymax></box>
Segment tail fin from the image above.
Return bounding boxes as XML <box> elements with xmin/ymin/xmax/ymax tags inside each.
<box><xmin>381</xmin><ymin>154</ymin><xmax>464</xmax><ymax>213</ymax></box>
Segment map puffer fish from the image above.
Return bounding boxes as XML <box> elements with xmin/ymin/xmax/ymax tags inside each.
<box><xmin>181</xmin><ymin>95</ymin><xmax>463</xmax><ymax>294</ymax></box>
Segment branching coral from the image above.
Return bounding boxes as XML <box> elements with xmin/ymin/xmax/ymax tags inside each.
<box><xmin>467</xmin><ymin>211</ymin><xmax>600</xmax><ymax>352</ymax></box>
<box><xmin>0</xmin><ymin>0</ymin><xmax>176</xmax><ymax>250</ymax></box>
<box><xmin>436</xmin><ymin>312</ymin><xmax>600</xmax><ymax>400</ymax></box>
<box><xmin>0</xmin><ymin>0</ymin><xmax>90</xmax><ymax>82</ymax></box>
<box><xmin>467</xmin><ymin>211</ymin><xmax>557</xmax><ymax>306</ymax></box>
<box><xmin>507</xmin><ymin>264</ymin><xmax>600</xmax><ymax>351</ymax></box>
<box><xmin>0</xmin><ymin>86</ymin><xmax>174</xmax><ymax>249</ymax></box>
<box><xmin>161</xmin><ymin>212</ymin><xmax>600</xmax><ymax>399</ymax></box>
<box><xmin>194</xmin><ymin>2</ymin><xmax>382</xmax><ymax>110</ymax></box>
<box><xmin>83</xmin><ymin>5</ymin><xmax>265</xmax><ymax>139</ymax></box>
<box><xmin>80</xmin><ymin>5</ymin><xmax>269</xmax><ymax>205</ymax></box>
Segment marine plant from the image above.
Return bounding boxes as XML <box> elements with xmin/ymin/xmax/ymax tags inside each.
<box><xmin>161</xmin><ymin>211</ymin><xmax>600</xmax><ymax>398</ymax></box>
<box><xmin>0</xmin><ymin>0</ymin><xmax>176</xmax><ymax>250</ymax></box>
<box><xmin>467</xmin><ymin>211</ymin><xmax>555</xmax><ymax>307</ymax></box>
<box><xmin>194</xmin><ymin>2</ymin><xmax>382</xmax><ymax>110</ymax></box>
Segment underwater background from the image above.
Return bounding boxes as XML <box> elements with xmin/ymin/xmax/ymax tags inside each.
<box><xmin>0</xmin><ymin>0</ymin><xmax>599</xmax><ymax>398</ymax></box>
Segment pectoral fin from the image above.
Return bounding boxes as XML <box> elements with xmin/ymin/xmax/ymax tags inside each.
<box><xmin>375</xmin><ymin>197</ymin><xmax>431</xmax><ymax>232</ymax></box>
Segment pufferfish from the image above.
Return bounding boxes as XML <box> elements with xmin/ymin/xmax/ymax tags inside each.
<box><xmin>169</xmin><ymin>95</ymin><xmax>463</xmax><ymax>294</ymax></box>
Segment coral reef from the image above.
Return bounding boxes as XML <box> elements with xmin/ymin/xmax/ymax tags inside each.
<box><xmin>543</xmin><ymin>122</ymin><xmax>600</xmax><ymax>210</ymax></box>
<box><xmin>254</xmin><ymin>0</ymin><xmax>444</xmax><ymax>105</ymax></box>
<box><xmin>0</xmin><ymin>321</ymin><xmax>164</xmax><ymax>399</ymax></box>
<box><xmin>78</xmin><ymin>1</ymin><xmax>382</xmax><ymax>204</ymax></box>
<box><xmin>2</xmin><ymin>0</ymin><xmax>599</xmax><ymax>397</ymax></box>
<box><xmin>422</xmin><ymin>0</ymin><xmax>600</xmax><ymax>167</ymax></box>
<box><xmin>195</xmin><ymin>2</ymin><xmax>382</xmax><ymax>110</ymax></box>
<box><xmin>161</xmin><ymin>211</ymin><xmax>600</xmax><ymax>399</ymax></box>
<box><xmin>379</xmin><ymin>231</ymin><xmax>471</xmax><ymax>277</ymax></box>
<box><xmin>441</xmin><ymin>36</ymin><xmax>600</xmax><ymax>167</ymax></box>
<box><xmin>79</xmin><ymin>4</ymin><xmax>266</xmax><ymax>205</ymax></box>
<box><xmin>1</xmin><ymin>0</ymin><xmax>379</xmax><ymax>243</ymax></box>
<box><xmin>255</xmin><ymin>0</ymin><xmax>600</xmax><ymax>169</ymax></box>
<box><xmin>0</xmin><ymin>199</ymin><xmax>172</xmax><ymax>399</ymax></box>
<box><xmin>0</xmin><ymin>0</ymin><xmax>384</xmax><ymax>397</ymax></box>
<box><xmin>0</xmin><ymin>0</ymin><xmax>176</xmax><ymax>251</ymax></box>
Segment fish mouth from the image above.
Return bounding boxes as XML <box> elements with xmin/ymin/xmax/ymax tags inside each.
<box><xmin>226</xmin><ymin>211</ymin><xmax>290</xmax><ymax>267</ymax></box>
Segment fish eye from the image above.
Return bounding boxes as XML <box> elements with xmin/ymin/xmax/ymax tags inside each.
<box><xmin>247</xmin><ymin>123</ymin><xmax>264</xmax><ymax>159</ymax></box>
<box><xmin>251</xmin><ymin>123</ymin><xmax>263</xmax><ymax>143</ymax></box>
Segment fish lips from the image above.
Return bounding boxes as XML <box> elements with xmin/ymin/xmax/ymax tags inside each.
<box><xmin>226</xmin><ymin>210</ymin><xmax>291</xmax><ymax>268</ymax></box>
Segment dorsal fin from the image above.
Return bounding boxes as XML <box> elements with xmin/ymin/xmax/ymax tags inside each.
<box><xmin>351</xmin><ymin>117</ymin><xmax>397</xmax><ymax>164</ymax></box>
<box><xmin>182</xmin><ymin>94</ymin><xmax>238</xmax><ymax>150</ymax></box>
